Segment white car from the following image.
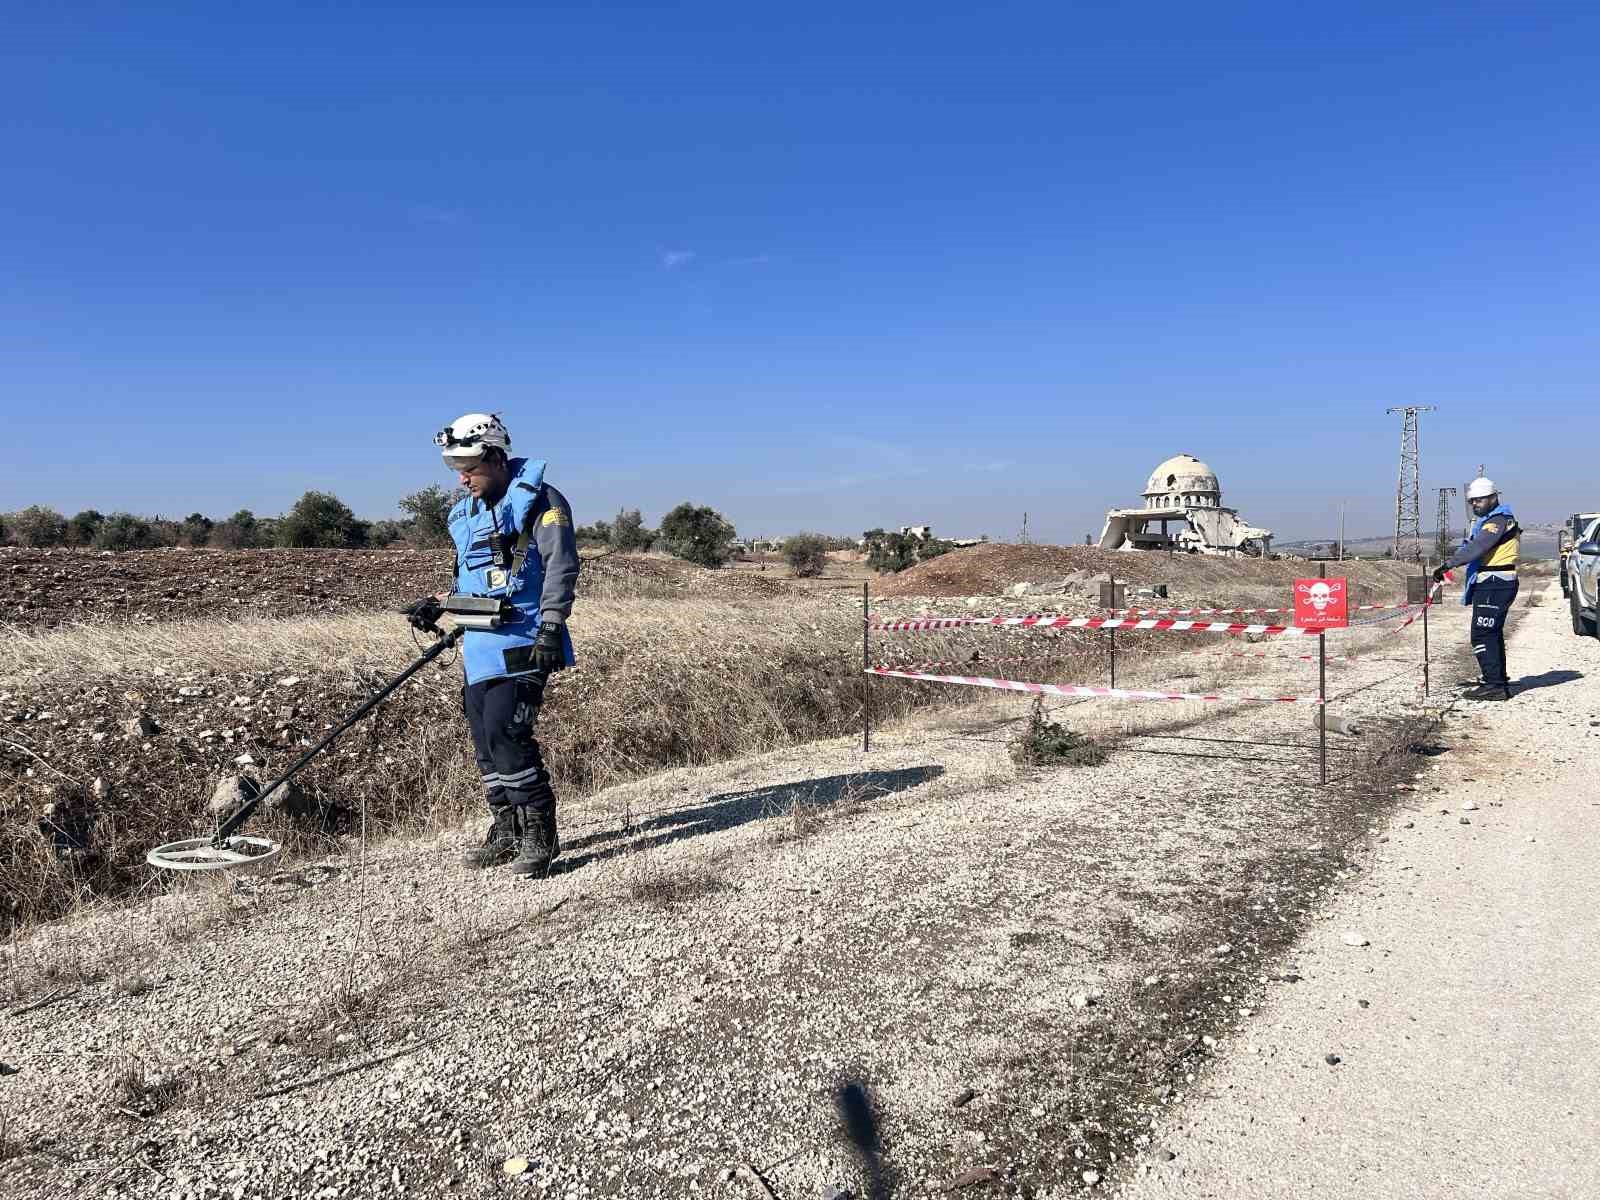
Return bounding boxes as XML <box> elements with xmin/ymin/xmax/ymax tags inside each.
<box><xmin>1562</xmin><ymin>511</ymin><xmax>1600</xmax><ymax>597</ymax></box>
<box><xmin>1568</xmin><ymin>515</ymin><xmax>1600</xmax><ymax>636</ymax></box>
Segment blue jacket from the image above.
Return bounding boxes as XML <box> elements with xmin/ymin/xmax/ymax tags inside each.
<box><xmin>448</xmin><ymin>457</ymin><xmax>580</xmax><ymax>684</ymax></box>
<box><xmin>1446</xmin><ymin>502</ymin><xmax>1520</xmax><ymax>606</ymax></box>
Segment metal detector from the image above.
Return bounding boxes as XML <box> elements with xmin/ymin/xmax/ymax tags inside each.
<box><xmin>146</xmin><ymin>610</ymin><xmax>466</xmax><ymax>872</ymax></box>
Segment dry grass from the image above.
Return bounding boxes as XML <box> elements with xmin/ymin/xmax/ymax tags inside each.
<box><xmin>2</xmin><ymin>589</ymin><xmax>973</xmax><ymax>934</ymax></box>
<box><xmin>625</xmin><ymin>851</ymin><xmax>727</xmax><ymax>907</ymax></box>
<box><xmin>105</xmin><ymin>1051</ymin><xmax>186</xmax><ymax>1117</ymax></box>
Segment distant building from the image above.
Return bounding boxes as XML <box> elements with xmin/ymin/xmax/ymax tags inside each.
<box><xmin>1098</xmin><ymin>454</ymin><xmax>1272</xmax><ymax>556</ymax></box>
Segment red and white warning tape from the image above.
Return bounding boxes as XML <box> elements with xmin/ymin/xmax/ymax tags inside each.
<box><xmin>871</xmin><ymin>614</ymin><xmax>1317</xmax><ymax>636</ymax></box>
<box><xmin>1112</xmin><ymin>602</ymin><xmax>1423</xmax><ymax>618</ymax></box>
<box><xmin>866</xmin><ymin>666</ymin><xmax>1323</xmax><ymax>705</ymax></box>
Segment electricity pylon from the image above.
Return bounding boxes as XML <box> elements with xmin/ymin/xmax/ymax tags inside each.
<box><xmin>1386</xmin><ymin>406</ymin><xmax>1436</xmax><ymax>561</ymax></box>
<box><xmin>1435</xmin><ymin>486</ymin><xmax>1457</xmax><ymax>562</ymax></box>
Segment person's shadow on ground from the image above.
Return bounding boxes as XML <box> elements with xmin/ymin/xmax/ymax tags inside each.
<box><xmin>556</xmin><ymin>765</ymin><xmax>944</xmax><ymax>874</ymax></box>
<box><xmin>1515</xmin><ymin>669</ymin><xmax>1583</xmax><ymax>694</ymax></box>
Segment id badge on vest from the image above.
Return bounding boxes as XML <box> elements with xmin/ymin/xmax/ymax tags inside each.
<box><xmin>486</xmin><ymin>567</ymin><xmax>508</xmax><ymax>591</ymax></box>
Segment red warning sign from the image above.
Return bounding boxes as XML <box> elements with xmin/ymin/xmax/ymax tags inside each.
<box><xmin>1294</xmin><ymin>577</ymin><xmax>1349</xmax><ymax>630</ymax></box>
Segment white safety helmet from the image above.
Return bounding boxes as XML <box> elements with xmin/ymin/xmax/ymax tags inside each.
<box><xmin>1465</xmin><ymin>476</ymin><xmax>1498</xmax><ymax>501</ymax></box>
<box><xmin>434</xmin><ymin>412</ymin><xmax>511</xmax><ymax>471</ymax></box>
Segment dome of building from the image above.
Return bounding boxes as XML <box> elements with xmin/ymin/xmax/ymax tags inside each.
<box><xmin>1143</xmin><ymin>454</ymin><xmax>1222</xmax><ymax>509</ymax></box>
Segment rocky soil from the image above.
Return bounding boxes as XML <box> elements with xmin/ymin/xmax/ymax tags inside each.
<box><xmin>0</xmin><ymin>548</ymin><xmax>793</xmax><ymax>630</ymax></box>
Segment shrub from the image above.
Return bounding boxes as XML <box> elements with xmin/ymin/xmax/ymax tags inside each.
<box><xmin>398</xmin><ymin>485</ymin><xmax>456</xmax><ymax>548</ymax></box>
<box><xmin>1008</xmin><ymin>698</ymin><xmax>1109</xmax><ymax>768</ymax></box>
<box><xmin>366</xmin><ymin>519</ymin><xmax>409</xmax><ymax>548</ymax></box>
<box><xmin>211</xmin><ymin>509</ymin><xmax>264</xmax><ymax>550</ymax></box>
<box><xmin>863</xmin><ymin>529</ymin><xmax>917</xmax><ymax>574</ymax></box>
<box><xmin>575</xmin><ymin>519</ymin><xmax>612</xmax><ymax>546</ymax></box>
<box><xmin>277</xmin><ymin>492</ymin><xmax>366</xmax><ymax>549</ymax></box>
<box><xmin>783</xmin><ymin>533</ymin><xmax>829</xmax><ymax>578</ymax></box>
<box><xmin>94</xmin><ymin>513</ymin><xmax>160</xmax><ymax>552</ymax></box>
<box><xmin>609</xmin><ymin>508</ymin><xmax>655</xmax><ymax>553</ymax></box>
<box><xmin>9</xmin><ymin>506</ymin><xmax>68</xmax><ymax>548</ymax></box>
<box><xmin>147</xmin><ymin>518</ymin><xmax>184</xmax><ymax>547</ymax></box>
<box><xmin>179</xmin><ymin>513</ymin><xmax>214</xmax><ymax>547</ymax></box>
<box><xmin>66</xmin><ymin>510</ymin><xmax>104</xmax><ymax>547</ymax></box>
<box><xmin>660</xmin><ymin>503</ymin><xmax>735</xmax><ymax>568</ymax></box>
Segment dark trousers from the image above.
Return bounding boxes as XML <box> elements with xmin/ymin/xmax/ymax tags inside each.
<box><xmin>464</xmin><ymin>672</ymin><xmax>556</xmax><ymax>821</ymax></box>
<box><xmin>1470</xmin><ymin>578</ymin><xmax>1519</xmax><ymax>687</ymax></box>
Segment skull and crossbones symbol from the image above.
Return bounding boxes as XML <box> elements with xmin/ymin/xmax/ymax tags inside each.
<box><xmin>1297</xmin><ymin>579</ymin><xmax>1344</xmax><ymax>613</ymax></box>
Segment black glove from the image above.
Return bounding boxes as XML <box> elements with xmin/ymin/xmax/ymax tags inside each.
<box><xmin>406</xmin><ymin>596</ymin><xmax>444</xmax><ymax>632</ymax></box>
<box><xmin>531</xmin><ymin>622</ymin><xmax>566</xmax><ymax>672</ymax></box>
<box><xmin>1430</xmin><ymin>565</ymin><xmax>1447</xmax><ymax>584</ymax></box>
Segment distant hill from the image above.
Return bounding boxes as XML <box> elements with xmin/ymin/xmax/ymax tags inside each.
<box><xmin>1277</xmin><ymin>520</ymin><xmax>1559</xmax><ymax>560</ymax></box>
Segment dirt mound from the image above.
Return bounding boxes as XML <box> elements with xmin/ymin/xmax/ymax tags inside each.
<box><xmin>0</xmin><ymin>547</ymin><xmax>793</xmax><ymax>629</ymax></box>
<box><xmin>873</xmin><ymin>544</ymin><xmax>1136</xmax><ymax>597</ymax></box>
<box><xmin>872</xmin><ymin>542</ymin><xmax>1419</xmax><ymax>606</ymax></box>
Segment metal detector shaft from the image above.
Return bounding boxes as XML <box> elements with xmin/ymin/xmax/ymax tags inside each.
<box><xmin>212</xmin><ymin>627</ymin><xmax>463</xmax><ymax>844</ymax></box>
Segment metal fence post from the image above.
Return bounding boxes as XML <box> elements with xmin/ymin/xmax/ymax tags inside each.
<box><xmin>862</xmin><ymin>581</ymin><xmax>871</xmax><ymax>753</ymax></box>
<box><xmin>1319</xmin><ymin>562</ymin><xmax>1327</xmax><ymax>786</ymax></box>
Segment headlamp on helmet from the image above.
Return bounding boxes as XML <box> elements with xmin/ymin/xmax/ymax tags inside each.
<box><xmin>435</xmin><ymin>412</ymin><xmax>511</xmax><ymax>471</ymax></box>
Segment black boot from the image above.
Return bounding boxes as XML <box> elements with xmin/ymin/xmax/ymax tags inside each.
<box><xmin>507</xmin><ymin>804</ymin><xmax>559</xmax><ymax>878</ymax></box>
<box><xmin>1464</xmin><ymin>683</ymin><xmax>1511</xmax><ymax>702</ymax></box>
<box><xmin>462</xmin><ymin>806</ymin><xmax>519</xmax><ymax>868</ymax></box>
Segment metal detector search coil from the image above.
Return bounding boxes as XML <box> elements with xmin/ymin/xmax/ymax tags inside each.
<box><xmin>146</xmin><ymin>835</ymin><xmax>282</xmax><ymax>872</ymax></box>
<box><xmin>147</xmin><ymin>625</ymin><xmax>464</xmax><ymax>873</ymax></box>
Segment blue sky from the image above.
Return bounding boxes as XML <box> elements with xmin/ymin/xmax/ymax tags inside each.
<box><xmin>1</xmin><ymin>3</ymin><xmax>1592</xmax><ymax>541</ymax></box>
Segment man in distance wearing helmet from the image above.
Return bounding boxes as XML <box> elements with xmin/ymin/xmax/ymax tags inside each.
<box><xmin>408</xmin><ymin>413</ymin><xmax>579</xmax><ymax>875</ymax></box>
<box><xmin>1433</xmin><ymin>476</ymin><xmax>1519</xmax><ymax>701</ymax></box>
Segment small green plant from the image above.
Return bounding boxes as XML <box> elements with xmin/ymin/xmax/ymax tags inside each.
<box><xmin>1009</xmin><ymin>698</ymin><xmax>1108</xmax><ymax>767</ymax></box>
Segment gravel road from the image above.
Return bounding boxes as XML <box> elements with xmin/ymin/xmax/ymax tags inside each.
<box><xmin>1121</xmin><ymin>582</ymin><xmax>1600</xmax><ymax>1199</ymax></box>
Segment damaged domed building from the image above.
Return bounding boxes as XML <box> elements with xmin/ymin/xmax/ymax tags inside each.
<box><xmin>1098</xmin><ymin>453</ymin><xmax>1273</xmax><ymax>556</ymax></box>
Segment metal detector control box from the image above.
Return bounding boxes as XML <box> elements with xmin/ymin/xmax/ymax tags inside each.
<box><xmin>444</xmin><ymin>594</ymin><xmax>517</xmax><ymax>631</ymax></box>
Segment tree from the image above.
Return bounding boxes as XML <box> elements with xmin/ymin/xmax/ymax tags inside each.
<box><xmin>212</xmin><ymin>509</ymin><xmax>258</xmax><ymax>549</ymax></box>
<box><xmin>783</xmin><ymin>533</ymin><xmax>829</xmax><ymax>578</ymax></box>
<box><xmin>863</xmin><ymin>529</ymin><xmax>917</xmax><ymax>574</ymax></box>
<box><xmin>366</xmin><ymin>518</ymin><xmax>409</xmax><ymax>548</ymax></box>
<box><xmin>180</xmin><ymin>512</ymin><xmax>214</xmax><ymax>547</ymax></box>
<box><xmin>9</xmin><ymin>506</ymin><xmax>68</xmax><ymax>548</ymax></box>
<box><xmin>399</xmin><ymin>485</ymin><xmax>456</xmax><ymax>548</ymax></box>
<box><xmin>609</xmin><ymin>508</ymin><xmax>655</xmax><ymax>552</ymax></box>
<box><xmin>276</xmin><ymin>491</ymin><xmax>367</xmax><ymax>549</ymax></box>
<box><xmin>94</xmin><ymin>513</ymin><xmax>159</xmax><ymax>552</ymax></box>
<box><xmin>574</xmin><ymin>518</ymin><xmax>613</xmax><ymax>545</ymax></box>
<box><xmin>66</xmin><ymin>510</ymin><xmax>104</xmax><ymax>547</ymax></box>
<box><xmin>659</xmin><ymin>503</ymin><xmax>735</xmax><ymax>568</ymax></box>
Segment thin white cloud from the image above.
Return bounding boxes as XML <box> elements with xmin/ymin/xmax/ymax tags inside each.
<box><xmin>660</xmin><ymin>249</ymin><xmax>696</xmax><ymax>270</ymax></box>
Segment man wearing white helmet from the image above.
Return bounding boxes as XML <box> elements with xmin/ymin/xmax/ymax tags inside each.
<box><xmin>407</xmin><ymin>413</ymin><xmax>580</xmax><ymax>874</ymax></box>
<box><xmin>1433</xmin><ymin>476</ymin><xmax>1520</xmax><ymax>701</ymax></box>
